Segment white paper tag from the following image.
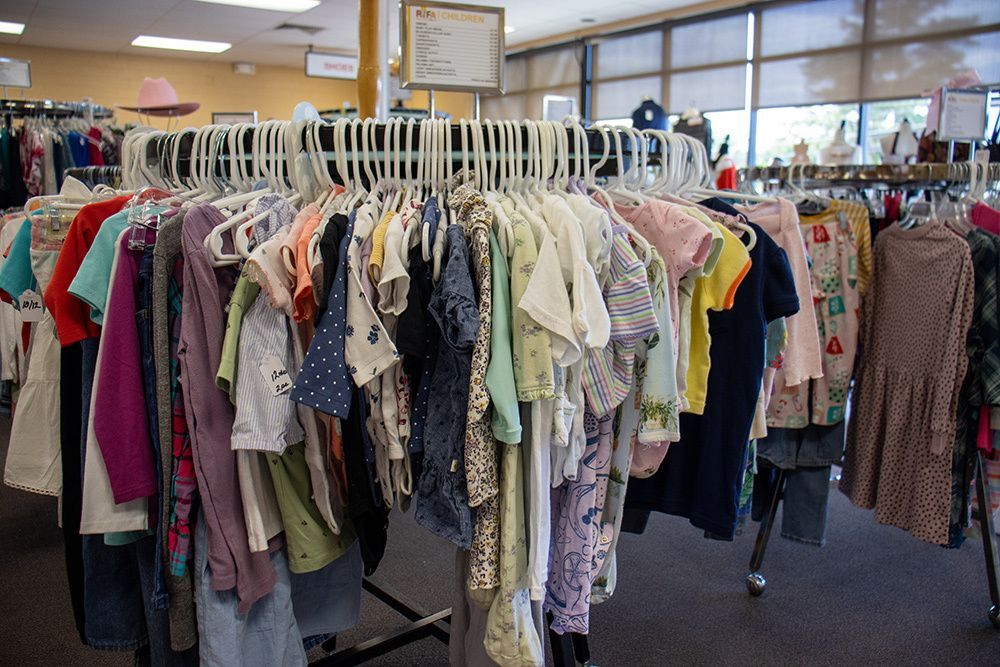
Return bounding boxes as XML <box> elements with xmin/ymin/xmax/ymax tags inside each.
<box><xmin>259</xmin><ymin>354</ymin><xmax>291</xmax><ymax>396</ymax></box>
<box><xmin>19</xmin><ymin>290</ymin><xmax>44</xmax><ymax>322</ymax></box>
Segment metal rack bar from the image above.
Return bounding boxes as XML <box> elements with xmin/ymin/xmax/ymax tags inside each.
<box><xmin>740</xmin><ymin>162</ymin><xmax>1000</xmax><ymax>187</ymax></box>
<box><xmin>0</xmin><ymin>98</ymin><xmax>114</xmax><ymax>119</ymax></box>
<box><xmin>745</xmin><ymin>468</ymin><xmax>785</xmax><ymax>597</ymax></box>
<box><xmin>974</xmin><ymin>451</ymin><xmax>1000</xmax><ymax>629</ymax></box>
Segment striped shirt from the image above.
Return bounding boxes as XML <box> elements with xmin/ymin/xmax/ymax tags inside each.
<box><xmin>583</xmin><ymin>225</ymin><xmax>659</xmax><ymax>416</ymax></box>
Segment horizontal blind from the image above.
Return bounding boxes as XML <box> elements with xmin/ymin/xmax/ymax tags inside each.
<box><xmin>759</xmin><ymin>0</ymin><xmax>864</xmax><ymax>57</ymax></box>
<box><xmin>670</xmin><ymin>13</ymin><xmax>748</xmax><ymax>68</ymax></box>
<box><xmin>595</xmin><ymin>31</ymin><xmax>663</xmax><ymax>79</ymax></box>
<box><xmin>669</xmin><ymin>65</ymin><xmax>746</xmax><ymax>113</ymax></box>
<box><xmin>871</xmin><ymin>0</ymin><xmax>1000</xmax><ymax>40</ymax></box>
<box><xmin>594</xmin><ymin>76</ymin><xmax>662</xmax><ymax>119</ymax></box>
<box><xmin>527</xmin><ymin>47</ymin><xmax>581</xmax><ymax>90</ymax></box>
<box><xmin>757</xmin><ymin>51</ymin><xmax>862</xmax><ymax>107</ymax></box>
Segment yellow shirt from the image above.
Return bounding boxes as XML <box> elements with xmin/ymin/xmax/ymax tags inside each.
<box><xmin>368</xmin><ymin>210</ymin><xmax>394</xmax><ymax>284</ymax></box>
<box><xmin>684</xmin><ymin>224</ymin><xmax>752</xmax><ymax>415</ymax></box>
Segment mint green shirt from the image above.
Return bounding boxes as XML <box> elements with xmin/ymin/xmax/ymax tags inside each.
<box><xmin>486</xmin><ymin>230</ymin><xmax>521</xmax><ymax>444</ymax></box>
<box><xmin>68</xmin><ymin>206</ymin><xmax>166</xmax><ymax>324</ymax></box>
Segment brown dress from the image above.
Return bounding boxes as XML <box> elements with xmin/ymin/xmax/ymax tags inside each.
<box><xmin>839</xmin><ymin>221</ymin><xmax>974</xmax><ymax>545</ymax></box>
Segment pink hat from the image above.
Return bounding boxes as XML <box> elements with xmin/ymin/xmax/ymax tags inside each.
<box><xmin>118</xmin><ymin>77</ymin><xmax>200</xmax><ymax>117</ymax></box>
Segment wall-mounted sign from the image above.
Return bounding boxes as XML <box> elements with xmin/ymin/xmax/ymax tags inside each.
<box><xmin>212</xmin><ymin>111</ymin><xmax>258</xmax><ymax>125</ymax></box>
<box><xmin>305</xmin><ymin>51</ymin><xmax>358</xmax><ymax>80</ymax></box>
<box><xmin>400</xmin><ymin>0</ymin><xmax>504</xmax><ymax>94</ymax></box>
<box><xmin>938</xmin><ymin>87</ymin><xmax>989</xmax><ymax>141</ymax></box>
<box><xmin>0</xmin><ymin>58</ymin><xmax>31</xmax><ymax>88</ymax></box>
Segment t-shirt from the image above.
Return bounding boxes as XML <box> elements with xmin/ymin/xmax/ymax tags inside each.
<box><xmin>69</xmin><ymin>206</ymin><xmax>167</xmax><ymax>325</ymax></box>
<box><xmin>684</xmin><ymin>224</ymin><xmax>751</xmax><ymax>415</ymax></box>
<box><xmin>623</xmin><ymin>222</ymin><xmax>799</xmax><ymax>539</ymax></box>
<box><xmin>0</xmin><ymin>217</ymin><xmax>36</xmax><ymax>303</ymax></box>
<box><xmin>44</xmin><ymin>196</ymin><xmax>129</xmax><ymax>346</ymax></box>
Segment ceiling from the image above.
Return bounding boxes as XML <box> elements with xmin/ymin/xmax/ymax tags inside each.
<box><xmin>0</xmin><ymin>0</ymin><xmax>722</xmax><ymax>67</ymax></box>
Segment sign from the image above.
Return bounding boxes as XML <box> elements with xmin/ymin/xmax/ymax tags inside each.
<box><xmin>938</xmin><ymin>87</ymin><xmax>988</xmax><ymax>141</ymax></box>
<box><xmin>543</xmin><ymin>95</ymin><xmax>577</xmax><ymax>121</ymax></box>
<box><xmin>0</xmin><ymin>58</ymin><xmax>30</xmax><ymax>88</ymax></box>
<box><xmin>305</xmin><ymin>51</ymin><xmax>358</xmax><ymax>80</ymax></box>
<box><xmin>400</xmin><ymin>0</ymin><xmax>504</xmax><ymax>94</ymax></box>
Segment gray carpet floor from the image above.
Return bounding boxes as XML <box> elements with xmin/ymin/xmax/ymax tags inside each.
<box><xmin>2</xmin><ymin>415</ymin><xmax>1000</xmax><ymax>665</ymax></box>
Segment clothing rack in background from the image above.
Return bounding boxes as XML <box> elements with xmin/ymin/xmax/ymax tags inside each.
<box><xmin>0</xmin><ymin>98</ymin><xmax>115</xmax><ymax>124</ymax></box>
<box><xmin>63</xmin><ymin>166</ymin><xmax>122</xmax><ymax>189</ymax></box>
<box><xmin>740</xmin><ymin>163</ymin><xmax>1000</xmax><ymax>631</ymax></box>
<box><xmin>740</xmin><ymin>163</ymin><xmax>1000</xmax><ymax>189</ymax></box>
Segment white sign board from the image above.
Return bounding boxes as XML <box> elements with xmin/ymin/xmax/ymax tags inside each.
<box><xmin>0</xmin><ymin>58</ymin><xmax>31</xmax><ymax>88</ymax></box>
<box><xmin>305</xmin><ymin>51</ymin><xmax>358</xmax><ymax>80</ymax></box>
<box><xmin>400</xmin><ymin>0</ymin><xmax>504</xmax><ymax>94</ymax></box>
<box><xmin>938</xmin><ymin>88</ymin><xmax>988</xmax><ymax>141</ymax></box>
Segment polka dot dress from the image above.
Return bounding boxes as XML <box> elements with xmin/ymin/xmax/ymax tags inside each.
<box><xmin>839</xmin><ymin>222</ymin><xmax>975</xmax><ymax>545</ymax></box>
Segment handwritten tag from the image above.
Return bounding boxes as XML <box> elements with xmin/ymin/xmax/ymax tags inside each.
<box><xmin>259</xmin><ymin>355</ymin><xmax>291</xmax><ymax>396</ymax></box>
<box><xmin>19</xmin><ymin>290</ymin><xmax>43</xmax><ymax>322</ymax></box>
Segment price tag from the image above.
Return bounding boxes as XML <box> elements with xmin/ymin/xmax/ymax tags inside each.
<box><xmin>19</xmin><ymin>290</ymin><xmax>44</xmax><ymax>322</ymax></box>
<box><xmin>259</xmin><ymin>355</ymin><xmax>291</xmax><ymax>396</ymax></box>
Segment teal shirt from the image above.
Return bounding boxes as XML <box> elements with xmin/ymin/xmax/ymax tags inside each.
<box><xmin>0</xmin><ymin>218</ymin><xmax>36</xmax><ymax>305</ymax></box>
<box><xmin>69</xmin><ymin>207</ymin><xmax>165</xmax><ymax>324</ymax></box>
<box><xmin>485</xmin><ymin>230</ymin><xmax>522</xmax><ymax>444</ymax></box>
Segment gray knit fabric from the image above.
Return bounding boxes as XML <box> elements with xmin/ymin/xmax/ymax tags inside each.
<box><xmin>151</xmin><ymin>211</ymin><xmax>197</xmax><ymax>651</ymax></box>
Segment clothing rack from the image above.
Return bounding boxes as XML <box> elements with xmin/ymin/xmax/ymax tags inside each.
<box><xmin>740</xmin><ymin>163</ymin><xmax>1000</xmax><ymax>189</ymax></box>
<box><xmin>63</xmin><ymin>166</ymin><xmax>122</xmax><ymax>188</ymax></box>
<box><xmin>742</xmin><ymin>167</ymin><xmax>1000</xmax><ymax>631</ymax></box>
<box><xmin>0</xmin><ymin>98</ymin><xmax>114</xmax><ymax>122</ymax></box>
<box><xmin>143</xmin><ymin>121</ymin><xmax>659</xmax><ymax>187</ymax></box>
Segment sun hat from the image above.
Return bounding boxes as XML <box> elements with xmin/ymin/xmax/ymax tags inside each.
<box><xmin>118</xmin><ymin>77</ymin><xmax>200</xmax><ymax>117</ymax></box>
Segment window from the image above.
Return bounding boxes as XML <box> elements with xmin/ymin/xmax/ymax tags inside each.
<box><xmin>863</xmin><ymin>98</ymin><xmax>929</xmax><ymax>163</ymax></box>
<box><xmin>754</xmin><ymin>104</ymin><xmax>860</xmax><ymax>165</ymax></box>
<box><xmin>482</xmin><ymin>45</ymin><xmax>582</xmax><ymax>120</ymax></box>
<box><xmin>703</xmin><ymin>109</ymin><xmax>750</xmax><ymax>167</ymax></box>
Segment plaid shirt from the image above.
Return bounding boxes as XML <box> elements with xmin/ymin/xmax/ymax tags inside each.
<box><xmin>167</xmin><ymin>259</ymin><xmax>197</xmax><ymax>577</ymax></box>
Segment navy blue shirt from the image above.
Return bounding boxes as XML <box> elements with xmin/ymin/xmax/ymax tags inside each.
<box><xmin>623</xmin><ymin>223</ymin><xmax>799</xmax><ymax>538</ymax></box>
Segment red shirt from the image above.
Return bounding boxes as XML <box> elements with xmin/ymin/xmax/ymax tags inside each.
<box><xmin>44</xmin><ymin>196</ymin><xmax>129</xmax><ymax>346</ymax></box>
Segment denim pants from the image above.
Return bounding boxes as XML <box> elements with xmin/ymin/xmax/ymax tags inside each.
<box><xmin>754</xmin><ymin>422</ymin><xmax>846</xmax><ymax>546</ymax></box>
<box><xmin>137</xmin><ymin>247</ymin><xmax>169</xmax><ymax>612</ymax></box>
<box><xmin>194</xmin><ymin>508</ymin><xmax>307</xmax><ymax>667</ymax></box>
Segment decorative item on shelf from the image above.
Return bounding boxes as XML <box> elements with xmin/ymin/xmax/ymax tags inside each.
<box><xmin>879</xmin><ymin>118</ymin><xmax>919</xmax><ymax>165</ymax></box>
<box><xmin>790</xmin><ymin>139</ymin><xmax>810</xmax><ymax>165</ymax></box>
<box><xmin>820</xmin><ymin>121</ymin><xmax>859</xmax><ymax>165</ymax></box>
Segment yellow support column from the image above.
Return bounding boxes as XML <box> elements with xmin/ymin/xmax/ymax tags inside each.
<box><xmin>358</xmin><ymin>0</ymin><xmax>380</xmax><ymax>119</ymax></box>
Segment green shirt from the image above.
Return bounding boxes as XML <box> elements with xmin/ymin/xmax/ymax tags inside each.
<box><xmin>486</xmin><ymin>229</ymin><xmax>522</xmax><ymax>444</ymax></box>
<box><xmin>216</xmin><ymin>271</ymin><xmax>261</xmax><ymax>404</ymax></box>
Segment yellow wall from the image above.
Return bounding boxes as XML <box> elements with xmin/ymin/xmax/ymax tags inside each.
<box><xmin>0</xmin><ymin>44</ymin><xmax>472</xmax><ymax>127</ymax></box>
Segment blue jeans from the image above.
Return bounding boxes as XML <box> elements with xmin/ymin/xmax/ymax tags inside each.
<box><xmin>136</xmin><ymin>247</ymin><xmax>169</xmax><ymax>612</ymax></box>
<box><xmin>754</xmin><ymin>422</ymin><xmax>846</xmax><ymax>546</ymax></box>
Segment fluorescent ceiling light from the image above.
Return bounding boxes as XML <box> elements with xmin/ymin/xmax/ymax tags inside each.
<box><xmin>0</xmin><ymin>21</ymin><xmax>25</xmax><ymax>35</ymax></box>
<box><xmin>504</xmin><ymin>25</ymin><xmax>516</xmax><ymax>34</ymax></box>
<box><xmin>193</xmin><ymin>0</ymin><xmax>321</xmax><ymax>11</ymax></box>
<box><xmin>132</xmin><ymin>35</ymin><xmax>231</xmax><ymax>53</ymax></box>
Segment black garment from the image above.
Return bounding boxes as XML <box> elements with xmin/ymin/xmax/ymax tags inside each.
<box><xmin>630</xmin><ymin>99</ymin><xmax>668</xmax><ymax>131</ymax></box>
<box><xmin>396</xmin><ymin>244</ymin><xmax>439</xmax><ymax>476</ymax></box>
<box><xmin>342</xmin><ymin>388</ymin><xmax>389</xmax><ymax>576</ymax></box>
<box><xmin>673</xmin><ymin>115</ymin><xmax>713</xmax><ymax>156</ymax></box>
<box><xmin>60</xmin><ymin>342</ymin><xmax>87</xmax><ymax>644</ymax></box>
<box><xmin>6</xmin><ymin>130</ymin><xmax>28</xmax><ymax>209</ymax></box>
<box><xmin>623</xmin><ymin>223</ymin><xmax>799</xmax><ymax>539</ymax></box>
<box><xmin>313</xmin><ymin>213</ymin><xmax>347</xmax><ymax>324</ymax></box>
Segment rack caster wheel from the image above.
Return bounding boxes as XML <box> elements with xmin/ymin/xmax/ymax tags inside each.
<box><xmin>746</xmin><ymin>572</ymin><xmax>766</xmax><ymax>597</ymax></box>
<box><xmin>989</xmin><ymin>605</ymin><xmax>1000</xmax><ymax>630</ymax></box>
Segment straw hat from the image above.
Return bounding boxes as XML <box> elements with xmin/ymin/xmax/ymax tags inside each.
<box><xmin>118</xmin><ymin>77</ymin><xmax>200</xmax><ymax>117</ymax></box>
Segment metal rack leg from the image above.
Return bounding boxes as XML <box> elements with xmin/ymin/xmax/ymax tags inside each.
<box><xmin>746</xmin><ymin>468</ymin><xmax>786</xmax><ymax>597</ymax></box>
<box><xmin>974</xmin><ymin>451</ymin><xmax>1000</xmax><ymax>629</ymax></box>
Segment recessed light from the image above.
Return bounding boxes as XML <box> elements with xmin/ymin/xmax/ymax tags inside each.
<box><xmin>581</xmin><ymin>17</ymin><xmax>596</xmax><ymax>23</ymax></box>
<box><xmin>193</xmin><ymin>0</ymin><xmax>321</xmax><ymax>11</ymax></box>
<box><xmin>0</xmin><ymin>21</ymin><xmax>25</xmax><ymax>35</ymax></box>
<box><xmin>131</xmin><ymin>35</ymin><xmax>232</xmax><ymax>53</ymax></box>
<box><xmin>504</xmin><ymin>25</ymin><xmax>516</xmax><ymax>34</ymax></box>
